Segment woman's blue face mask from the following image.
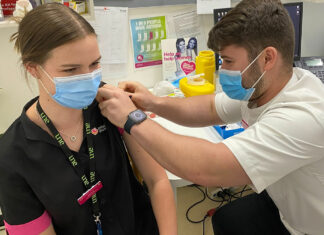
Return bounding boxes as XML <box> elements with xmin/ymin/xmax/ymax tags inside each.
<box><xmin>219</xmin><ymin>51</ymin><xmax>266</xmax><ymax>101</ymax></box>
<box><xmin>39</xmin><ymin>67</ymin><xmax>102</xmax><ymax>109</ymax></box>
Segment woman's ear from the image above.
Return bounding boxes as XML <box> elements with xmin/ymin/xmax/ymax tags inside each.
<box><xmin>24</xmin><ymin>62</ymin><xmax>39</xmax><ymax>79</ymax></box>
<box><xmin>263</xmin><ymin>47</ymin><xmax>277</xmax><ymax>71</ymax></box>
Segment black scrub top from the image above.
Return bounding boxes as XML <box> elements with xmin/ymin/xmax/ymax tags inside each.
<box><xmin>0</xmin><ymin>97</ymin><xmax>158</xmax><ymax>235</ymax></box>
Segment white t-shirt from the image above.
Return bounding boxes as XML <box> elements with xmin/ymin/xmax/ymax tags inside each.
<box><xmin>215</xmin><ymin>68</ymin><xmax>324</xmax><ymax>235</ymax></box>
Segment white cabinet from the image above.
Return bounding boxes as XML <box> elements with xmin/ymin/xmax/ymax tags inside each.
<box><xmin>0</xmin><ymin>0</ymin><xmax>94</xmax><ymax>29</ymax></box>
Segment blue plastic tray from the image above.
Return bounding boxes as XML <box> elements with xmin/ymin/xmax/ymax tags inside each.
<box><xmin>213</xmin><ymin>124</ymin><xmax>244</xmax><ymax>139</ymax></box>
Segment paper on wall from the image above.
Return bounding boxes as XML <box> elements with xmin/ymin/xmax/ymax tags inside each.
<box><xmin>89</xmin><ymin>6</ymin><xmax>129</xmax><ymax>79</ymax></box>
<box><xmin>197</xmin><ymin>0</ymin><xmax>230</xmax><ymax>15</ymax></box>
<box><xmin>90</xmin><ymin>6</ymin><xmax>128</xmax><ymax>64</ymax></box>
<box><xmin>166</xmin><ymin>7</ymin><xmax>206</xmax><ymax>52</ymax></box>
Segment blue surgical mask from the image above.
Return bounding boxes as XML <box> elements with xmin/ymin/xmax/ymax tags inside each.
<box><xmin>219</xmin><ymin>51</ymin><xmax>266</xmax><ymax>101</ymax></box>
<box><xmin>40</xmin><ymin>67</ymin><xmax>102</xmax><ymax>109</ymax></box>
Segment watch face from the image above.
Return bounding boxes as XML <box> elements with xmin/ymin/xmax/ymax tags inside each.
<box><xmin>130</xmin><ymin>110</ymin><xmax>146</xmax><ymax>122</ymax></box>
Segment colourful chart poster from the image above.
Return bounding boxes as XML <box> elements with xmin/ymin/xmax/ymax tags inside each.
<box><xmin>130</xmin><ymin>16</ymin><xmax>166</xmax><ymax>69</ymax></box>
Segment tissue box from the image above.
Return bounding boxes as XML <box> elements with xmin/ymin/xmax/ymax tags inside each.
<box><xmin>214</xmin><ymin>123</ymin><xmax>244</xmax><ymax>139</ymax></box>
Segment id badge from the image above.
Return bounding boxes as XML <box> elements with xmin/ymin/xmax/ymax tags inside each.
<box><xmin>77</xmin><ymin>181</ymin><xmax>103</xmax><ymax>205</ymax></box>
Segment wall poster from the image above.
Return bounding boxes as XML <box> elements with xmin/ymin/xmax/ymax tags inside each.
<box><xmin>130</xmin><ymin>16</ymin><xmax>167</xmax><ymax>69</ymax></box>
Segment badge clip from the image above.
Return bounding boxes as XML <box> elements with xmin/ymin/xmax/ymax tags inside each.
<box><xmin>77</xmin><ymin>181</ymin><xmax>103</xmax><ymax>205</ymax></box>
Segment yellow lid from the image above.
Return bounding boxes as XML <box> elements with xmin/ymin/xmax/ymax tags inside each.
<box><xmin>179</xmin><ymin>77</ymin><xmax>215</xmax><ymax>97</ymax></box>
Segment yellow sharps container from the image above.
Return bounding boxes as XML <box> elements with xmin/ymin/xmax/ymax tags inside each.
<box><xmin>179</xmin><ymin>76</ymin><xmax>215</xmax><ymax>97</ymax></box>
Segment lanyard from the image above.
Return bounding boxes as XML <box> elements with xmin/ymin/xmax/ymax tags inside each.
<box><xmin>36</xmin><ymin>101</ymin><xmax>103</xmax><ymax>233</ymax></box>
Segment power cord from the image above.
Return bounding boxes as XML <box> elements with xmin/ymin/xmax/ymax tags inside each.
<box><xmin>185</xmin><ymin>185</ymin><xmax>227</xmax><ymax>235</ymax></box>
<box><xmin>205</xmin><ymin>187</ymin><xmax>224</xmax><ymax>203</ymax></box>
<box><xmin>185</xmin><ymin>185</ymin><xmax>206</xmax><ymax>224</ymax></box>
<box><xmin>185</xmin><ymin>185</ymin><xmax>252</xmax><ymax>235</ymax></box>
<box><xmin>233</xmin><ymin>185</ymin><xmax>252</xmax><ymax>198</ymax></box>
<box><xmin>185</xmin><ymin>185</ymin><xmax>210</xmax><ymax>235</ymax></box>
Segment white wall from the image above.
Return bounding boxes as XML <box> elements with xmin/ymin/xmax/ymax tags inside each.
<box><xmin>103</xmin><ymin>4</ymin><xmax>213</xmax><ymax>86</ymax></box>
<box><xmin>0</xmin><ymin>26</ymin><xmax>38</xmax><ymax>133</ymax></box>
<box><xmin>1</xmin><ymin>1</ymin><xmax>324</xmax><ymax>133</ymax></box>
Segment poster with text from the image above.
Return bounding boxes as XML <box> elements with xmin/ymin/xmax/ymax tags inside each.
<box><xmin>161</xmin><ymin>37</ymin><xmax>197</xmax><ymax>82</ymax></box>
<box><xmin>130</xmin><ymin>16</ymin><xmax>166</xmax><ymax>69</ymax></box>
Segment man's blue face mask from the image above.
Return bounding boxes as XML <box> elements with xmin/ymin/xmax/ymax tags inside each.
<box><xmin>219</xmin><ymin>51</ymin><xmax>266</xmax><ymax>101</ymax></box>
<box><xmin>39</xmin><ymin>67</ymin><xmax>102</xmax><ymax>109</ymax></box>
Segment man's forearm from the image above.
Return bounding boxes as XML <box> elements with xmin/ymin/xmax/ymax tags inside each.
<box><xmin>130</xmin><ymin>119</ymin><xmax>250</xmax><ymax>187</ymax></box>
<box><xmin>151</xmin><ymin>94</ymin><xmax>222</xmax><ymax>127</ymax></box>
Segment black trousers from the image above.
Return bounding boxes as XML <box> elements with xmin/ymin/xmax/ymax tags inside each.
<box><xmin>212</xmin><ymin>190</ymin><xmax>291</xmax><ymax>235</ymax></box>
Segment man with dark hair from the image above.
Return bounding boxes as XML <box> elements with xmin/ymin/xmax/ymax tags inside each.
<box><xmin>97</xmin><ymin>0</ymin><xmax>324</xmax><ymax>234</ymax></box>
<box><xmin>208</xmin><ymin>0</ymin><xmax>295</xmax><ymax>72</ymax></box>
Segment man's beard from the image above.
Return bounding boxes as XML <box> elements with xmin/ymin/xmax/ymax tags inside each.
<box><xmin>243</xmin><ymin>63</ymin><xmax>264</xmax><ymax>107</ymax></box>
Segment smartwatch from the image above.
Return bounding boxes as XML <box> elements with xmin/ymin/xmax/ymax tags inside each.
<box><xmin>124</xmin><ymin>109</ymin><xmax>147</xmax><ymax>134</ymax></box>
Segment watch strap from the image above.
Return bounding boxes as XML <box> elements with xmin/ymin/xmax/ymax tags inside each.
<box><xmin>124</xmin><ymin>117</ymin><xmax>135</xmax><ymax>134</ymax></box>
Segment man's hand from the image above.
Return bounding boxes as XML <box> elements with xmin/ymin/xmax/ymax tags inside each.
<box><xmin>97</xmin><ymin>85</ymin><xmax>137</xmax><ymax>128</ymax></box>
<box><xmin>118</xmin><ymin>81</ymin><xmax>157</xmax><ymax>112</ymax></box>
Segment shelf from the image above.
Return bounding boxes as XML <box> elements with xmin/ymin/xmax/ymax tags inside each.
<box><xmin>0</xmin><ymin>17</ymin><xmax>18</xmax><ymax>29</ymax></box>
<box><xmin>0</xmin><ymin>0</ymin><xmax>94</xmax><ymax>29</ymax></box>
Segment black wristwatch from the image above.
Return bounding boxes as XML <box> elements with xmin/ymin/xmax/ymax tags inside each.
<box><xmin>124</xmin><ymin>109</ymin><xmax>147</xmax><ymax>134</ymax></box>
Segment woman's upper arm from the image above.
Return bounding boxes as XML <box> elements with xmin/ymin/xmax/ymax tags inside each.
<box><xmin>4</xmin><ymin>211</ymin><xmax>53</xmax><ymax>235</ymax></box>
<box><xmin>0</xmin><ymin>164</ymin><xmax>53</xmax><ymax>235</ymax></box>
<box><xmin>122</xmin><ymin>133</ymin><xmax>167</xmax><ymax>186</ymax></box>
<box><xmin>40</xmin><ymin>223</ymin><xmax>56</xmax><ymax>235</ymax></box>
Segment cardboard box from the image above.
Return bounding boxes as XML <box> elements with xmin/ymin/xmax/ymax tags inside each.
<box><xmin>69</xmin><ymin>1</ymin><xmax>85</xmax><ymax>14</ymax></box>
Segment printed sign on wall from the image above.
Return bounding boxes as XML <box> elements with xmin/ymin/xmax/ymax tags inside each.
<box><xmin>161</xmin><ymin>37</ymin><xmax>198</xmax><ymax>82</ymax></box>
<box><xmin>130</xmin><ymin>16</ymin><xmax>166</xmax><ymax>69</ymax></box>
